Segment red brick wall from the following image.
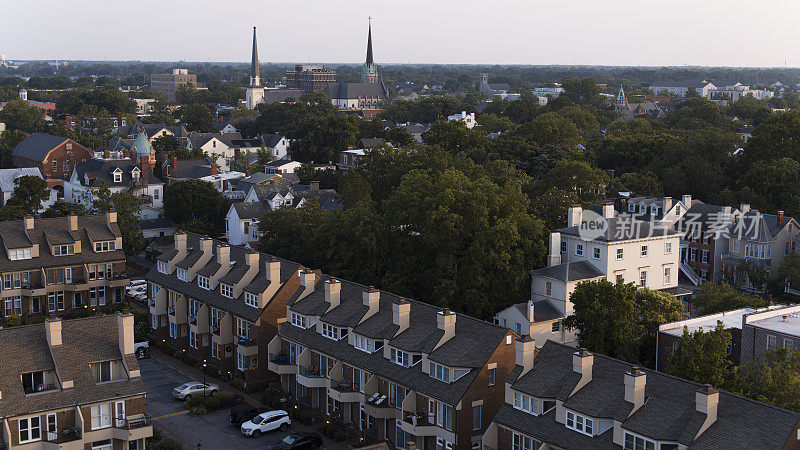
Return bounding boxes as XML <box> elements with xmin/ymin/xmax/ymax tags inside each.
<box><xmin>14</xmin><ymin>138</ymin><xmax>93</xmax><ymax>180</ymax></box>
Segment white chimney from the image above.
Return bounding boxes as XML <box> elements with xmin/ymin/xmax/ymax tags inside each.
<box><xmin>740</xmin><ymin>203</ymin><xmax>751</xmax><ymax>214</ymax></box>
<box><xmin>624</xmin><ymin>367</ymin><xmax>647</xmax><ymax>415</ymax></box>
<box><xmin>516</xmin><ymin>336</ymin><xmax>536</xmax><ymax>376</ymax></box>
<box><xmin>325</xmin><ymin>279</ymin><xmax>341</xmax><ymax>310</ymax></box>
<box><xmin>570</xmin><ymin>348</ymin><xmax>594</xmax><ymax>395</ymax></box>
<box><xmin>216</xmin><ymin>245</ymin><xmax>230</xmax><ymax>266</ymax></box>
<box><xmin>300</xmin><ymin>269</ymin><xmax>315</xmax><ymax>289</ymax></box>
<box><xmin>434</xmin><ymin>309</ymin><xmax>456</xmax><ymax>349</ymax></box>
<box><xmin>548</xmin><ymin>232</ymin><xmax>562</xmax><ymax>267</ymax></box>
<box><xmin>393</xmin><ymin>299</ymin><xmax>411</xmax><ymax>335</ymax></box>
<box><xmin>174</xmin><ymin>232</ymin><xmax>187</xmax><ymax>258</ymax></box>
<box><xmin>602</xmin><ymin>202</ymin><xmax>615</xmax><ymax>219</ymax></box>
<box><xmin>117</xmin><ymin>312</ymin><xmax>134</xmax><ymax>355</ymax></box>
<box><xmin>694</xmin><ymin>385</ymin><xmax>719</xmax><ymax>438</ymax></box>
<box><xmin>45</xmin><ymin>317</ymin><xmax>62</xmax><ymax>347</ymax></box>
<box><xmin>246</xmin><ymin>250</ymin><xmax>259</xmax><ymax>268</ymax></box>
<box><xmin>662</xmin><ymin>197</ymin><xmax>672</xmax><ymax>213</ymax></box>
<box><xmin>267</xmin><ymin>257</ymin><xmax>280</xmax><ymax>282</ymax></box>
<box><xmin>682</xmin><ymin>195</ymin><xmax>692</xmax><ymax>210</ymax></box>
<box><xmin>527</xmin><ymin>299</ymin><xmax>534</xmax><ymax>330</ymax></box>
<box><xmin>567</xmin><ymin>205</ymin><xmax>582</xmax><ymax>227</ymax></box>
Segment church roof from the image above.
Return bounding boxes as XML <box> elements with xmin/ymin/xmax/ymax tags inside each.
<box><xmin>130</xmin><ymin>131</ymin><xmax>152</xmax><ymax>155</ymax></box>
<box><xmin>366</xmin><ymin>21</ymin><xmax>374</xmax><ymax>65</ymax></box>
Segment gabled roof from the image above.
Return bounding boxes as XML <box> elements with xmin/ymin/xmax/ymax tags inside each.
<box><xmin>512</xmin><ymin>301</ymin><xmax>564</xmax><ymax>323</ymax></box>
<box><xmin>167</xmin><ymin>158</ymin><xmax>215</xmax><ymax>179</ymax></box>
<box><xmin>531</xmin><ymin>260</ymin><xmax>605</xmax><ymax>283</ymax></box>
<box><xmin>729</xmin><ymin>210</ymin><xmax>797</xmax><ymax>242</ymax></box>
<box><xmin>0</xmin><ymin>315</ymin><xmax>146</xmax><ymax>417</ymax></box>
<box><xmin>504</xmin><ymin>341</ymin><xmax>800</xmax><ymax>449</ymax></box>
<box><xmin>0</xmin><ymin>167</ymin><xmax>44</xmax><ymax>193</ymax></box>
<box><xmin>558</xmin><ymin>215</ymin><xmax>682</xmax><ymax>242</ymax></box>
<box><xmin>233</xmin><ymin>202</ymin><xmax>269</xmax><ymax>220</ymax></box>
<box><xmin>13</xmin><ymin>133</ymin><xmax>69</xmax><ymax>161</ymax></box>
<box><xmin>263</xmin><ymin>133</ymin><xmax>285</xmax><ymax>148</ymax></box>
<box><xmin>74</xmin><ymin>159</ymin><xmax>162</xmax><ymax>187</ymax></box>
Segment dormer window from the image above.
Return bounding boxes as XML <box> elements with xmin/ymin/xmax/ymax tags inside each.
<box><xmin>8</xmin><ymin>248</ymin><xmax>32</xmax><ymax>260</ymax></box>
<box><xmin>132</xmin><ymin>167</ymin><xmax>141</xmax><ymax>182</ymax></box>
<box><xmin>177</xmin><ymin>268</ymin><xmax>188</xmax><ymax>281</ymax></box>
<box><xmin>321</xmin><ymin>322</ymin><xmax>344</xmax><ymax>340</ymax></box>
<box><xmin>245</xmin><ymin>291</ymin><xmax>258</xmax><ymax>308</ymax></box>
<box><xmin>157</xmin><ymin>261</ymin><xmax>167</xmax><ymax>274</ymax></box>
<box><xmin>565</xmin><ymin>410</ymin><xmax>593</xmax><ymax>436</ymax></box>
<box><xmin>354</xmin><ymin>334</ymin><xmax>374</xmax><ymax>353</ymax></box>
<box><xmin>95</xmin><ymin>241</ymin><xmax>116</xmax><ymax>252</ymax></box>
<box><xmin>623</xmin><ymin>432</ymin><xmax>662</xmax><ymax>450</ymax></box>
<box><xmin>220</xmin><ymin>283</ymin><xmax>234</xmax><ymax>298</ymax></box>
<box><xmin>430</xmin><ymin>362</ymin><xmax>450</xmax><ymax>382</ymax></box>
<box><xmin>513</xmin><ymin>391</ymin><xmax>537</xmax><ymax>415</ymax></box>
<box><xmin>639</xmin><ymin>205</ymin><xmax>646</xmax><ymax>214</ymax></box>
<box><xmin>389</xmin><ymin>347</ymin><xmax>410</xmax><ymax>367</ymax></box>
<box><xmin>112</xmin><ymin>168</ymin><xmax>122</xmax><ymax>183</ymax></box>
<box><xmin>197</xmin><ymin>275</ymin><xmax>210</xmax><ymax>290</ymax></box>
<box><xmin>53</xmin><ymin>244</ymin><xmax>74</xmax><ymax>256</ymax></box>
<box><xmin>291</xmin><ymin>312</ymin><xmax>308</xmax><ymax>328</ymax></box>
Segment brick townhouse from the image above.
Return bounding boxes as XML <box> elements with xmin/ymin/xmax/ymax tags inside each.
<box><xmin>145</xmin><ymin>232</ymin><xmax>304</xmax><ymax>380</ymax></box>
<box><xmin>482</xmin><ymin>339</ymin><xmax>800</xmax><ymax>450</ymax></box>
<box><xmin>268</xmin><ymin>275</ymin><xmax>517</xmax><ymax>450</ymax></box>
<box><xmin>12</xmin><ymin>133</ymin><xmax>93</xmax><ymax>181</ymax></box>
<box><xmin>0</xmin><ymin>213</ymin><xmax>129</xmax><ymax>323</ymax></box>
<box><xmin>0</xmin><ymin>313</ymin><xmax>153</xmax><ymax>449</ymax></box>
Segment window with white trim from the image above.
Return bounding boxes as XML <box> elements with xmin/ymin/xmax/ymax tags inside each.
<box><xmin>157</xmin><ymin>261</ymin><xmax>167</xmax><ymax>274</ymax></box>
<box><xmin>189</xmin><ymin>330</ymin><xmax>197</xmax><ymax>349</ymax></box>
<box><xmin>237</xmin><ymin>351</ymin><xmax>246</xmax><ymax>371</ymax></box>
<box><xmin>220</xmin><ymin>283</ymin><xmax>234</xmax><ymax>298</ymax></box>
<box><xmin>236</xmin><ymin>317</ymin><xmax>252</xmax><ymax>339</ymax></box>
<box><xmin>565</xmin><ymin>410</ymin><xmax>593</xmax><ymax>436</ymax></box>
<box><xmin>665</xmin><ymin>242</ymin><xmax>672</xmax><ymax>254</ymax></box>
<box><xmin>291</xmin><ymin>312</ymin><xmax>307</xmax><ymax>328</ymax></box>
<box><xmin>244</xmin><ymin>291</ymin><xmax>258</xmax><ymax>308</ymax></box>
<box><xmin>389</xmin><ymin>347</ymin><xmax>410</xmax><ymax>367</ymax></box>
<box><xmin>321</xmin><ymin>322</ymin><xmax>340</xmax><ymax>340</ymax></box>
<box><xmin>640</xmin><ymin>245</ymin><xmax>648</xmax><ymax>257</ymax></box>
<box><xmin>52</xmin><ymin>244</ymin><xmax>74</xmax><ymax>256</ymax></box>
<box><xmin>197</xmin><ymin>276</ymin><xmax>210</xmax><ymax>290</ymax></box>
<box><xmin>767</xmin><ymin>334</ymin><xmax>777</xmax><ymax>349</ymax></box>
<box><xmin>623</xmin><ymin>431</ymin><xmax>657</xmax><ymax>450</ymax></box>
<box><xmin>663</xmin><ymin>266</ymin><xmax>671</xmax><ymax>285</ymax></box>
<box><xmin>8</xmin><ymin>247</ymin><xmax>32</xmax><ymax>260</ymax></box>
<box><xmin>545</xmin><ymin>281</ymin><xmax>552</xmax><ymax>296</ymax></box>
<box><xmin>95</xmin><ymin>241</ymin><xmax>116</xmax><ymax>252</ymax></box>
<box><xmin>639</xmin><ymin>270</ymin><xmax>647</xmax><ymax>287</ymax></box>
<box><xmin>513</xmin><ymin>391</ymin><xmax>537</xmax><ymax>415</ymax></box>
<box><xmin>512</xmin><ymin>432</ymin><xmax>537</xmax><ymax>450</ymax></box>
<box><xmin>18</xmin><ymin>416</ymin><xmax>41</xmax><ymax>443</ymax></box>
<box><xmin>430</xmin><ymin>362</ymin><xmax>450</xmax><ymax>382</ymax></box>
<box><xmin>616</xmin><ymin>248</ymin><xmax>624</xmax><ymax>260</ymax></box>
<box><xmin>576</xmin><ymin>243</ymin><xmax>584</xmax><ymax>256</ymax></box>
<box><xmin>592</xmin><ymin>247</ymin><xmax>600</xmax><ymax>259</ymax></box>
<box><xmin>177</xmin><ymin>268</ymin><xmax>188</xmax><ymax>281</ymax></box>
<box><xmin>354</xmin><ymin>334</ymin><xmax>373</xmax><ymax>353</ymax></box>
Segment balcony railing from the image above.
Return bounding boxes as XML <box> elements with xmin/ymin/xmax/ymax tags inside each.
<box><xmin>117</xmin><ymin>414</ymin><xmax>151</xmax><ymax>430</ymax></box>
<box><xmin>366</xmin><ymin>393</ymin><xmax>396</xmax><ymax>408</ymax></box>
<box><xmin>330</xmin><ymin>379</ymin><xmax>354</xmax><ymax>392</ymax></box>
<box><xmin>299</xmin><ymin>365</ymin><xmax>324</xmax><ymax>378</ymax></box>
<box><xmin>404</xmin><ymin>412</ymin><xmax>434</xmax><ymax>427</ymax></box>
<box><xmin>23</xmin><ymin>383</ymin><xmax>56</xmax><ymax>395</ymax></box>
<box><xmin>168</xmin><ymin>305</ymin><xmax>175</xmax><ymax>316</ymax></box>
<box><xmin>212</xmin><ymin>326</ymin><xmax>220</xmax><ymax>336</ymax></box>
<box><xmin>269</xmin><ymin>353</ymin><xmax>293</xmax><ymax>364</ymax></box>
<box><xmin>238</xmin><ymin>336</ymin><xmax>257</xmax><ymax>347</ymax></box>
<box><xmin>44</xmin><ymin>427</ymin><xmax>81</xmax><ymax>444</ymax></box>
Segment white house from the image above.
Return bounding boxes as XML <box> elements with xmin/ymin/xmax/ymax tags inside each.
<box><xmin>264</xmin><ymin>160</ymin><xmax>301</xmax><ymax>175</ymax></box>
<box><xmin>0</xmin><ymin>167</ymin><xmax>57</xmax><ymax>210</ymax></box>
<box><xmin>447</xmin><ymin>111</ymin><xmax>477</xmax><ymax>129</ymax></box>
<box><xmin>263</xmin><ymin>133</ymin><xmax>290</xmax><ymax>160</ymax></box>
<box><xmin>64</xmin><ymin>159</ymin><xmax>164</xmax><ymax>219</ymax></box>
<box><xmin>649</xmin><ymin>81</ymin><xmax>717</xmax><ymax>98</ymax></box>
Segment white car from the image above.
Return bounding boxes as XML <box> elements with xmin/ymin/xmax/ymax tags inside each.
<box><xmin>126</xmin><ymin>285</ymin><xmax>146</xmax><ymax>296</ymax></box>
<box><xmin>172</xmin><ymin>382</ymin><xmax>219</xmax><ymax>400</ymax></box>
<box><xmin>130</xmin><ymin>279</ymin><xmax>147</xmax><ymax>287</ymax></box>
<box><xmin>241</xmin><ymin>410</ymin><xmax>291</xmax><ymax>438</ymax></box>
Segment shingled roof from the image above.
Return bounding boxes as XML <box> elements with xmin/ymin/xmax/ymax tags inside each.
<box><xmin>13</xmin><ymin>133</ymin><xmax>70</xmax><ymax>162</ymax></box>
<box><xmin>0</xmin><ymin>314</ymin><xmax>146</xmax><ymax>417</ymax></box>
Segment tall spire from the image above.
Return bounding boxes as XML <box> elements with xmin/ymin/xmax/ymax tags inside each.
<box><xmin>365</xmin><ymin>17</ymin><xmax>374</xmax><ymax>66</ymax></box>
<box><xmin>362</xmin><ymin>18</ymin><xmax>379</xmax><ymax>84</ymax></box>
<box><xmin>250</xmin><ymin>26</ymin><xmax>260</xmax><ymax>87</ymax></box>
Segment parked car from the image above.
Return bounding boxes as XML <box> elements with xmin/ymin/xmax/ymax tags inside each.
<box><xmin>130</xmin><ymin>279</ymin><xmax>147</xmax><ymax>287</ymax></box>
<box><xmin>241</xmin><ymin>410</ymin><xmax>290</xmax><ymax>438</ymax></box>
<box><xmin>229</xmin><ymin>404</ymin><xmax>270</xmax><ymax>424</ymax></box>
<box><xmin>126</xmin><ymin>286</ymin><xmax>146</xmax><ymax>296</ymax></box>
<box><xmin>267</xmin><ymin>432</ymin><xmax>323</xmax><ymax>450</ymax></box>
<box><xmin>134</xmin><ymin>341</ymin><xmax>150</xmax><ymax>359</ymax></box>
<box><xmin>172</xmin><ymin>382</ymin><xmax>219</xmax><ymax>400</ymax></box>
<box><xmin>133</xmin><ymin>292</ymin><xmax>147</xmax><ymax>303</ymax></box>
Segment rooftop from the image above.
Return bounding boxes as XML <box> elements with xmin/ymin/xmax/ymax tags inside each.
<box><xmin>744</xmin><ymin>304</ymin><xmax>800</xmax><ymax>337</ymax></box>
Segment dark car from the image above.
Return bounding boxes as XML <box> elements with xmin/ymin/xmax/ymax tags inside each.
<box><xmin>229</xmin><ymin>404</ymin><xmax>270</xmax><ymax>424</ymax></box>
<box><xmin>267</xmin><ymin>432</ymin><xmax>323</xmax><ymax>450</ymax></box>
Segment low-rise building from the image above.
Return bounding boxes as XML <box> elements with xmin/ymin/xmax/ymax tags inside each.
<box><xmin>269</xmin><ymin>276</ymin><xmax>517</xmax><ymax>450</ymax></box>
<box><xmin>0</xmin><ymin>167</ymin><xmax>57</xmax><ymax>209</ymax></box>
<box><xmin>264</xmin><ymin>160</ymin><xmax>302</xmax><ymax>176</ymax></box>
<box><xmin>483</xmin><ymin>339</ymin><xmax>800</xmax><ymax>450</ymax></box>
<box><xmin>740</xmin><ymin>304</ymin><xmax>800</xmax><ymax>365</ymax></box>
<box><xmin>161</xmin><ymin>157</ymin><xmax>219</xmax><ymax>187</ymax></box>
<box><xmin>12</xmin><ymin>133</ymin><xmax>94</xmax><ymax>181</ymax></box>
<box><xmin>145</xmin><ymin>232</ymin><xmax>304</xmax><ymax>380</ymax></box>
<box><xmin>0</xmin><ymin>213</ymin><xmax>129</xmax><ymax>323</ymax></box>
<box><xmin>447</xmin><ymin>112</ymin><xmax>477</xmax><ymax>129</ymax></box>
<box><xmin>285</xmin><ymin>64</ymin><xmax>337</xmax><ymax>93</ymax></box>
<box><xmin>0</xmin><ymin>313</ymin><xmax>153</xmax><ymax>449</ymax></box>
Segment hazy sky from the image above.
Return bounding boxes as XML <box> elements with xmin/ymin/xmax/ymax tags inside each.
<box><xmin>3</xmin><ymin>0</ymin><xmax>798</xmax><ymax>67</ymax></box>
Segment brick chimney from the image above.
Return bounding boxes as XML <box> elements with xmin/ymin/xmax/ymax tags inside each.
<box><xmin>267</xmin><ymin>257</ymin><xmax>280</xmax><ymax>283</ymax></box>
<box><xmin>66</xmin><ymin>214</ymin><xmax>78</xmax><ymax>232</ymax></box>
<box><xmin>106</xmin><ymin>211</ymin><xmax>117</xmax><ymax>230</ymax></box>
<box><xmin>103</xmin><ymin>140</ymin><xmax>109</xmax><ymax>159</ymax></box>
<box><xmin>172</xmin><ymin>156</ymin><xmax>178</xmax><ymax>179</ymax></box>
<box><xmin>393</xmin><ymin>299</ymin><xmax>410</xmax><ymax>336</ymax></box>
<box><xmin>778</xmin><ymin>210</ymin><xmax>785</xmax><ymax>227</ymax></box>
<box><xmin>141</xmin><ymin>158</ymin><xmax>149</xmax><ymax>183</ymax></box>
<box><xmin>300</xmin><ymin>269</ymin><xmax>315</xmax><ymax>289</ymax></box>
<box><xmin>325</xmin><ymin>279</ymin><xmax>342</xmax><ymax>311</ymax></box>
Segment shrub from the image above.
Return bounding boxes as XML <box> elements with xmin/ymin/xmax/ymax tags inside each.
<box><xmin>216</xmin><ymin>391</ymin><xmax>238</xmax><ymax>407</ymax></box>
<box><xmin>184</xmin><ymin>396</ymin><xmax>220</xmax><ymax>412</ymax></box>
<box><xmin>190</xmin><ymin>405</ymin><xmax>208</xmax><ymax>415</ymax></box>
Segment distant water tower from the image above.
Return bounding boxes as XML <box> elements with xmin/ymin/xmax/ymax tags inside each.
<box><xmin>18</xmin><ymin>89</ymin><xmax>27</xmax><ymax>101</ymax></box>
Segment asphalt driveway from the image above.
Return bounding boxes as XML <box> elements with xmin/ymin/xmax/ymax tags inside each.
<box><xmin>140</xmin><ymin>356</ymin><xmax>291</xmax><ymax>449</ymax></box>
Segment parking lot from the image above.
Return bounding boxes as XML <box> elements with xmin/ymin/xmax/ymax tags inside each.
<box><xmin>140</xmin><ymin>356</ymin><xmax>292</xmax><ymax>449</ymax></box>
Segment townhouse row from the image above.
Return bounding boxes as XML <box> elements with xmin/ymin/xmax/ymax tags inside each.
<box><xmin>0</xmin><ymin>213</ymin><xmax>129</xmax><ymax>325</ymax></box>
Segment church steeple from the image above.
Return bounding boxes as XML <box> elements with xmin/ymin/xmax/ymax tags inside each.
<box><xmin>362</xmin><ymin>18</ymin><xmax>379</xmax><ymax>84</ymax></box>
<box><xmin>250</xmin><ymin>26</ymin><xmax>261</xmax><ymax>87</ymax></box>
<box><xmin>616</xmin><ymin>85</ymin><xmax>628</xmax><ymax>111</ymax></box>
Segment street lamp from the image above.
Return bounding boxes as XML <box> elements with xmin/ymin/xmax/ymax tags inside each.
<box><xmin>202</xmin><ymin>360</ymin><xmax>207</xmax><ymax>397</ymax></box>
